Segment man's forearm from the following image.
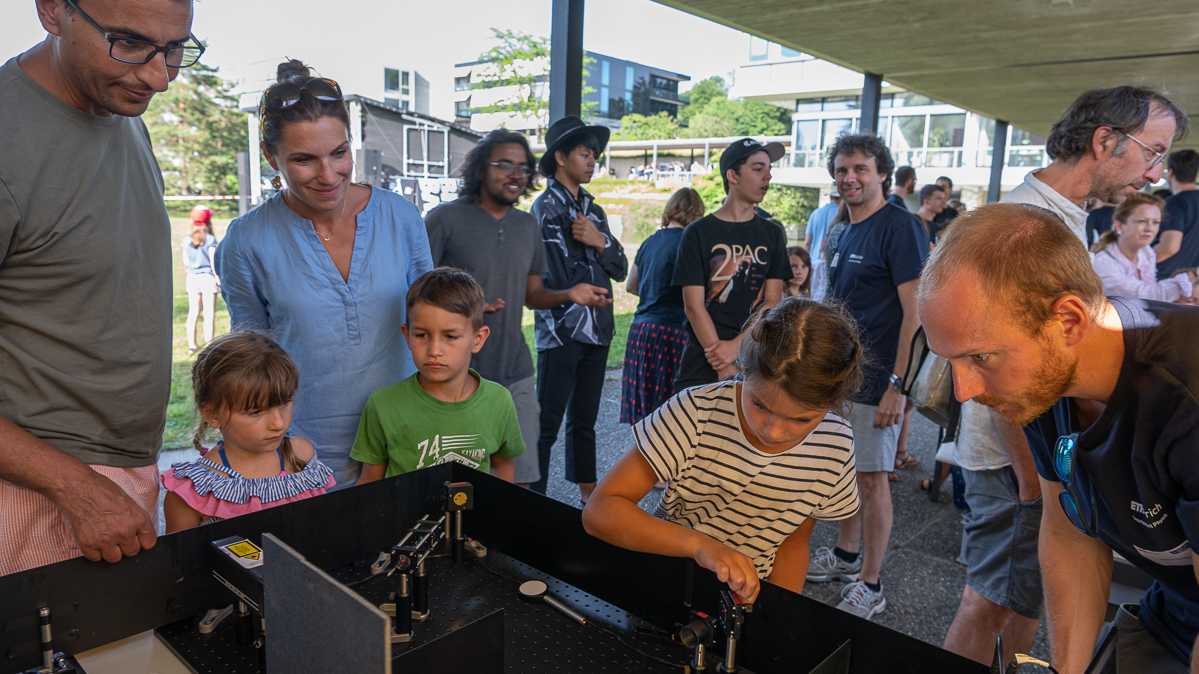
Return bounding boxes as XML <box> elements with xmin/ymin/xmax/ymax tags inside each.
<box><xmin>0</xmin><ymin>416</ymin><xmax>89</xmax><ymax>498</ymax></box>
<box><xmin>1041</xmin><ymin>522</ymin><xmax>1112</xmax><ymax>672</ymax></box>
<box><xmin>526</xmin><ymin>285</ymin><xmax>570</xmax><ymax>310</ymax></box>
<box><xmin>997</xmin><ymin>415</ymin><xmax>1041</xmax><ymax>501</ymax></box>
<box><xmin>892</xmin><ymin>313</ymin><xmax>920</xmax><ymax>378</ymax></box>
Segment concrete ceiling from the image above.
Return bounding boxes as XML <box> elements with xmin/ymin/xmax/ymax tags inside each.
<box><xmin>653</xmin><ymin>0</ymin><xmax>1199</xmax><ymax>149</ymax></box>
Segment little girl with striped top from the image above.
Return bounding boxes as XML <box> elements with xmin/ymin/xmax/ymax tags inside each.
<box><xmin>583</xmin><ymin>297</ymin><xmax>863</xmax><ymax>603</ymax></box>
<box><xmin>162</xmin><ymin>331</ymin><xmax>335</xmax><ymax>533</ymax></box>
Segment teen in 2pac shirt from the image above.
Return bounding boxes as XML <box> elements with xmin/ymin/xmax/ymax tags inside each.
<box><xmin>672</xmin><ymin>138</ymin><xmax>791</xmax><ymax>391</ymax></box>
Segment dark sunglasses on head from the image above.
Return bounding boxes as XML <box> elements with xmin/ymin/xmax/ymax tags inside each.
<box><xmin>261</xmin><ymin>77</ymin><xmax>343</xmax><ymax>114</ymax></box>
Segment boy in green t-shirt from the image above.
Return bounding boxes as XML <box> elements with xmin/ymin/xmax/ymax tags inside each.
<box><xmin>352</xmin><ymin>268</ymin><xmax>524</xmax><ymax>482</ymax></box>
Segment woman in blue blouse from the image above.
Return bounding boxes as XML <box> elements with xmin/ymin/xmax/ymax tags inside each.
<box><xmin>217</xmin><ymin>60</ymin><xmax>433</xmax><ymax>487</ymax></box>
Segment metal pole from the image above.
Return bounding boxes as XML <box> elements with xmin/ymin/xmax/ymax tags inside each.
<box><xmin>988</xmin><ymin>119</ymin><xmax>1009</xmax><ymax>203</ymax></box>
<box><xmin>860</xmin><ymin>72</ymin><xmax>883</xmax><ymax>136</ymax></box>
<box><xmin>548</xmin><ymin>0</ymin><xmax>585</xmax><ymax>124</ymax></box>
<box><xmin>236</xmin><ymin>152</ymin><xmax>250</xmax><ymax>216</ymax></box>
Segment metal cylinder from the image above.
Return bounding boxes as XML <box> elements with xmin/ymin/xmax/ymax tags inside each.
<box><xmin>412</xmin><ymin>559</ymin><xmax>429</xmax><ymax>621</ymax></box>
<box><xmin>693</xmin><ymin>642</ymin><xmax>707</xmax><ymax>672</ymax></box>
<box><xmin>721</xmin><ymin>630</ymin><xmax>737</xmax><ymax>672</ymax></box>
<box><xmin>393</xmin><ymin>572</ymin><xmax>412</xmax><ymax>637</ymax></box>
<box><xmin>39</xmin><ymin>607</ymin><xmax>52</xmax><ymax>670</ymax></box>
<box><xmin>236</xmin><ymin>601</ymin><xmax>253</xmax><ymax>647</ymax></box>
<box><xmin>452</xmin><ymin>510</ymin><xmax>464</xmax><ymax>563</ymax></box>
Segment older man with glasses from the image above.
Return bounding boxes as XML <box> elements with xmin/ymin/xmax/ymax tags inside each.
<box><xmin>0</xmin><ymin>0</ymin><xmax>202</xmax><ymax>574</ymax></box>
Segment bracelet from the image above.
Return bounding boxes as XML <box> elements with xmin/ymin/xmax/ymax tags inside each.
<box><xmin>888</xmin><ymin>373</ymin><xmax>904</xmax><ymax>392</ymax></box>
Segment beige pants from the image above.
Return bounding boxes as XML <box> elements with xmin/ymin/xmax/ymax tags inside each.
<box><xmin>0</xmin><ymin>463</ymin><xmax>160</xmax><ymax>576</ymax></box>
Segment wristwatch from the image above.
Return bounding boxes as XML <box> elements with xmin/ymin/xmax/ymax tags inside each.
<box><xmin>888</xmin><ymin>373</ymin><xmax>904</xmax><ymax>393</ymax></box>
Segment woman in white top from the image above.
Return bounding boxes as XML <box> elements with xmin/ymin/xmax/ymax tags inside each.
<box><xmin>1091</xmin><ymin>192</ymin><xmax>1195</xmax><ymax>303</ymax></box>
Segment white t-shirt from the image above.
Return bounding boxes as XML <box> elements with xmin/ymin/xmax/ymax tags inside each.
<box><xmin>953</xmin><ymin>170</ymin><xmax>1090</xmax><ymax>470</ymax></box>
<box><xmin>634</xmin><ymin>381</ymin><xmax>860</xmax><ymax>578</ymax></box>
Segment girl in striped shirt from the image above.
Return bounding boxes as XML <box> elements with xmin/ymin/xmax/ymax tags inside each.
<box><xmin>162</xmin><ymin>332</ymin><xmax>335</xmax><ymax>533</ymax></box>
<box><xmin>583</xmin><ymin>298</ymin><xmax>863</xmax><ymax>603</ymax></box>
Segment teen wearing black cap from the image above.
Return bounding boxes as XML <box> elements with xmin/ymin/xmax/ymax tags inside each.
<box><xmin>671</xmin><ymin>138</ymin><xmax>792</xmax><ymax>391</ymax></box>
<box><xmin>529</xmin><ymin>116</ymin><xmax>627</xmax><ymax>502</ymax></box>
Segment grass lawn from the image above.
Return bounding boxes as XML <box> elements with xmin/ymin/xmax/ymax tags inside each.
<box><xmin>163</xmin><ymin>217</ymin><xmax>638</xmax><ymax>449</ymax></box>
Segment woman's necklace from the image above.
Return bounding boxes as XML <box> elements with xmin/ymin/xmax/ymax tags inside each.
<box><xmin>313</xmin><ymin>226</ymin><xmax>333</xmax><ymax>242</ymax></box>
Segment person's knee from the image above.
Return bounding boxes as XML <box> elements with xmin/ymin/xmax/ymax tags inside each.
<box><xmin>957</xmin><ymin>586</ymin><xmax>1013</xmax><ymax>631</ymax></box>
<box><xmin>857</xmin><ymin>471</ymin><xmax>890</xmax><ymax>498</ymax></box>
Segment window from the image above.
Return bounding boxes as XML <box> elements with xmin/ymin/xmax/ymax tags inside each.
<box><xmin>601</xmin><ymin>60</ymin><xmax>610</xmax><ymax>86</ymax></box>
<box><xmin>384</xmin><ymin>68</ymin><xmax>400</xmax><ymax>92</ymax></box>
<box><xmin>600</xmin><ymin>86</ymin><xmax>609</xmax><ymax>113</ymax></box>
<box><xmin>822</xmin><ymin>118</ymin><xmax>853</xmax><ymax>150</ymax></box>
<box><xmin>795</xmin><ymin>98</ymin><xmax>822</xmax><ymax>113</ymax></box>
<box><xmin>878</xmin><ymin>94</ymin><xmax>896</xmax><ymax>109</ymax></box>
<box><xmin>401</xmin><ymin>71</ymin><xmax>410</xmax><ymax>96</ymax></box>
<box><xmin>792</xmin><ymin>120</ymin><xmax>819</xmax><ymax>167</ymax></box>
<box><xmin>625</xmin><ymin>65</ymin><xmax>635</xmax><ymax>109</ymax></box>
<box><xmin>454</xmin><ymin>75</ymin><xmax>471</xmax><ymax>92</ymax></box>
<box><xmin>928</xmin><ymin>114</ymin><xmax>966</xmax><ymax>147</ymax></box>
<box><xmin>455</xmin><ymin>100</ymin><xmax>470</xmax><ymax>118</ymax></box>
<box><xmin>780</xmin><ymin>46</ymin><xmax>803</xmax><ymax>58</ymax></box>
<box><xmin>890</xmin><ymin>115</ymin><xmax>926</xmax><ymax>151</ymax></box>
<box><xmin>823</xmin><ymin>96</ymin><xmax>859</xmax><ymax>111</ymax></box>
<box><xmin>1009</xmin><ymin>128</ymin><xmax>1049</xmax><ymax>167</ymax></box>
<box><xmin>749</xmin><ymin>37</ymin><xmax>769</xmax><ymax>61</ymax></box>
<box><xmin>892</xmin><ymin>92</ymin><xmax>934</xmax><ymax>108</ymax></box>
<box><xmin>385</xmin><ymin>97</ymin><xmax>401</xmax><ymax>108</ymax></box>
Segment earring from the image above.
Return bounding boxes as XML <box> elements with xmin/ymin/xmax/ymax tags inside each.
<box><xmin>271</xmin><ymin>175</ymin><xmax>283</xmax><ymax>190</ymax></box>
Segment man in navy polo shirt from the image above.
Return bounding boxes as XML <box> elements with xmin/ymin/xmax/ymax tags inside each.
<box><xmin>920</xmin><ymin>202</ymin><xmax>1199</xmax><ymax>674</ymax></box>
<box><xmin>805</xmin><ymin>134</ymin><xmax>927</xmax><ymax>620</ymax></box>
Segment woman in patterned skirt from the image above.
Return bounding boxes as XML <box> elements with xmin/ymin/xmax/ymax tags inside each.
<box><xmin>620</xmin><ymin>188</ymin><xmax>706</xmax><ymax>424</ymax></box>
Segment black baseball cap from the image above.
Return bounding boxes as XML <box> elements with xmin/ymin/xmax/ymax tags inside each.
<box><xmin>719</xmin><ymin>138</ymin><xmax>785</xmax><ymax>182</ymax></box>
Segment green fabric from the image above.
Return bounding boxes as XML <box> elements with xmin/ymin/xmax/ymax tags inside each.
<box><xmin>350</xmin><ymin>371</ymin><xmax>525</xmax><ymax>477</ymax></box>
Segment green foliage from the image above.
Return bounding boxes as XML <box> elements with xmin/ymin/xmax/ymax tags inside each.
<box><xmin>612</xmin><ymin>112</ymin><xmax>680</xmax><ymax>141</ymax></box>
<box><xmin>144</xmin><ymin>64</ymin><xmax>247</xmax><ymax>196</ymax></box>
<box><xmin>473</xmin><ymin>29</ymin><xmax>596</xmax><ymax>135</ymax></box>
<box><xmin>625</xmin><ymin>201</ymin><xmax>663</xmax><ymax>244</ymax></box>
<box><xmin>678</xmin><ymin>76</ymin><xmax>727</xmax><ymax>125</ymax></box>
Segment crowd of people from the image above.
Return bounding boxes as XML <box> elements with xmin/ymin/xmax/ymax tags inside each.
<box><xmin>4</xmin><ymin>3</ymin><xmax>1199</xmax><ymax>673</ymax></box>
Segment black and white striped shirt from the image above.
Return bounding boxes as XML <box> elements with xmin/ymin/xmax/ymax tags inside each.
<box><xmin>635</xmin><ymin>381</ymin><xmax>859</xmax><ymax>578</ymax></box>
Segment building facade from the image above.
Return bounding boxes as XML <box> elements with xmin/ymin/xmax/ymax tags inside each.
<box><xmin>733</xmin><ymin>39</ymin><xmax>1050</xmax><ymax>204</ymax></box>
<box><xmin>382</xmin><ymin>67</ymin><xmax>430</xmax><ymax>115</ymax></box>
<box><xmin>452</xmin><ymin>51</ymin><xmax>688</xmax><ymax>139</ymax></box>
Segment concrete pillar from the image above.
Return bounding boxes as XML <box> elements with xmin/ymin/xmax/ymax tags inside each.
<box><xmin>988</xmin><ymin>120</ymin><xmax>1009</xmax><ymax>203</ymax></box>
<box><xmin>548</xmin><ymin>0</ymin><xmax>584</xmax><ymax>123</ymax></box>
<box><xmin>860</xmin><ymin>72</ymin><xmax>883</xmax><ymax>136</ymax></box>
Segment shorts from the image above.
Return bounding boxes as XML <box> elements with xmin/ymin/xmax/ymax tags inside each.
<box><xmin>507</xmin><ymin>376</ymin><xmax>541</xmax><ymax>484</ymax></box>
<box><xmin>845</xmin><ymin>402</ymin><xmax>900</xmax><ymax>473</ymax></box>
<box><xmin>0</xmin><ymin>463</ymin><xmax>160</xmax><ymax>576</ymax></box>
<box><xmin>185</xmin><ymin>272</ymin><xmax>219</xmax><ymax>295</ymax></box>
<box><xmin>961</xmin><ymin>465</ymin><xmax>1043</xmax><ymax>619</ymax></box>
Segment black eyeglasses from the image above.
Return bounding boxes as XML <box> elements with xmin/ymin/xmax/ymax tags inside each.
<box><xmin>1053</xmin><ymin>433</ymin><xmax>1097</xmax><ymax>536</ymax></box>
<box><xmin>488</xmin><ymin>160</ymin><xmax>532</xmax><ymax>177</ymax></box>
<box><xmin>65</xmin><ymin>0</ymin><xmax>205</xmax><ymax>68</ymax></box>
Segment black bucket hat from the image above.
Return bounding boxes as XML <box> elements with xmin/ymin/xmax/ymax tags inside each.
<box><xmin>538</xmin><ymin>115</ymin><xmax>611</xmax><ymax>177</ymax></box>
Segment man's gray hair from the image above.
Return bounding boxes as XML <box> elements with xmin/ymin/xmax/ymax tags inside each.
<box><xmin>1045</xmin><ymin>86</ymin><xmax>1188</xmax><ymax>163</ymax></box>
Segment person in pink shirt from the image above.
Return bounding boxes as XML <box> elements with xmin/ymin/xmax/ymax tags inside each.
<box><xmin>1091</xmin><ymin>192</ymin><xmax>1196</xmax><ymax>303</ymax></box>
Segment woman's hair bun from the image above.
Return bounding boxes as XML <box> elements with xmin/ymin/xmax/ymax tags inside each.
<box><xmin>276</xmin><ymin>59</ymin><xmax>311</xmax><ymax>83</ymax></box>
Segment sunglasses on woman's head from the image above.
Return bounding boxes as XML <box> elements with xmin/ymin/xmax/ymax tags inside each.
<box><xmin>261</xmin><ymin>77</ymin><xmax>343</xmax><ymax>113</ymax></box>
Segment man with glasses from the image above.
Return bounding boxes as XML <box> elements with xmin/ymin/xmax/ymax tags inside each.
<box><xmin>425</xmin><ymin>129</ymin><xmax>610</xmax><ymax>488</ymax></box>
<box><xmin>920</xmin><ymin>201</ymin><xmax>1199</xmax><ymax>674</ymax></box>
<box><xmin>937</xmin><ymin>85</ymin><xmax>1189</xmax><ymax>666</ymax></box>
<box><xmin>0</xmin><ymin>0</ymin><xmax>201</xmax><ymax>574</ymax></box>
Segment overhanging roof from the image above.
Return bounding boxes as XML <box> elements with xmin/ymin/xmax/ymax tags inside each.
<box><xmin>654</xmin><ymin>0</ymin><xmax>1199</xmax><ymax>149</ymax></box>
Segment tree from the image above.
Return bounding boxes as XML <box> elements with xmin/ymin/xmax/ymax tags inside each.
<box><xmin>678</xmin><ymin>76</ymin><xmax>727</xmax><ymax>125</ymax></box>
<box><xmin>612</xmin><ymin>112</ymin><xmax>679</xmax><ymax>141</ymax></box>
<box><xmin>145</xmin><ymin>64</ymin><xmax>247</xmax><ymax>196</ymax></box>
<box><xmin>472</xmin><ymin>29</ymin><xmax>596</xmax><ymax>139</ymax></box>
<box><xmin>735</xmin><ymin>100</ymin><xmax>791</xmax><ymax>136</ymax></box>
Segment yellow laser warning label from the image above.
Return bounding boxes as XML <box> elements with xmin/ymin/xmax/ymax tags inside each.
<box><xmin>222</xmin><ymin>539</ymin><xmax>264</xmax><ymax>568</ymax></box>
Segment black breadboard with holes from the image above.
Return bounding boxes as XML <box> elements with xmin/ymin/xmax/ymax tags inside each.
<box><xmin>155</xmin><ymin>549</ymin><xmax>689</xmax><ymax>673</ymax></box>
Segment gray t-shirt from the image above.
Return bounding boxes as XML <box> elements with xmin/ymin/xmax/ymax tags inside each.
<box><xmin>1001</xmin><ymin>170</ymin><xmax>1088</xmax><ymax>244</ymax></box>
<box><xmin>0</xmin><ymin>57</ymin><xmax>172</xmax><ymax>467</ymax></box>
<box><xmin>426</xmin><ymin>198</ymin><xmax>546</xmax><ymax>386</ymax></box>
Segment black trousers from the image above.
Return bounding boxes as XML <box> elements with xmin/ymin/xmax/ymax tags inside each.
<box><xmin>531</xmin><ymin>340</ymin><xmax>609</xmax><ymax>493</ymax></box>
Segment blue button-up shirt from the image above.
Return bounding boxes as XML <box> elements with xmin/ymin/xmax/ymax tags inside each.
<box><xmin>217</xmin><ymin>189</ymin><xmax>433</xmax><ymax>486</ymax></box>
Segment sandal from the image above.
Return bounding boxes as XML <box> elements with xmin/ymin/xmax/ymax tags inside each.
<box><xmin>895</xmin><ymin>452</ymin><xmax>920</xmax><ymax>470</ymax></box>
<box><xmin>888</xmin><ymin>472</ymin><xmax>900</xmax><ymax>482</ymax></box>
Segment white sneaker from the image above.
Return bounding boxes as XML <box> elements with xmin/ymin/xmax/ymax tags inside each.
<box><xmin>806</xmin><ymin>546</ymin><xmax>862</xmax><ymax>583</ymax></box>
<box><xmin>837</xmin><ymin>580</ymin><xmax>887</xmax><ymax>620</ymax></box>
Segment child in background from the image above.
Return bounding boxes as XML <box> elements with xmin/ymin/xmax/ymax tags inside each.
<box><xmin>785</xmin><ymin>246</ymin><xmax>812</xmax><ymax>298</ymax></box>
<box><xmin>353</xmin><ymin>268</ymin><xmax>524</xmax><ymax>483</ymax></box>
<box><xmin>583</xmin><ymin>298</ymin><xmax>862</xmax><ymax>602</ymax></box>
<box><xmin>162</xmin><ymin>332</ymin><xmax>335</xmax><ymax>533</ymax></box>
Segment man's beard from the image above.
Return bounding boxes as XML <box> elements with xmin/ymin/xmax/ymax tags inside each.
<box><xmin>976</xmin><ymin>340</ymin><xmax>1076</xmax><ymax>426</ymax></box>
<box><xmin>485</xmin><ymin>186</ymin><xmax>520</xmax><ymax>206</ymax></box>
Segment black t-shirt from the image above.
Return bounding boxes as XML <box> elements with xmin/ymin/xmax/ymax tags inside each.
<box><xmin>1024</xmin><ymin>297</ymin><xmax>1199</xmax><ymax>664</ymax></box>
<box><xmin>1158</xmin><ymin>191</ymin><xmax>1199</xmax><ymax>279</ymax></box>
<box><xmin>1085</xmin><ymin>206</ymin><xmax>1114</xmax><ymax>248</ymax></box>
<box><xmin>885</xmin><ymin>193</ymin><xmax>909</xmax><ymax>211</ymax></box>
<box><xmin>632</xmin><ymin>227</ymin><xmax>686</xmax><ymax>326</ymax></box>
<box><xmin>671</xmin><ymin>213</ymin><xmax>791</xmax><ymax>388</ymax></box>
<box><xmin>929</xmin><ymin>206</ymin><xmax>958</xmax><ymax>242</ymax></box>
<box><xmin>827</xmin><ymin>203</ymin><xmax>928</xmax><ymax>404</ymax></box>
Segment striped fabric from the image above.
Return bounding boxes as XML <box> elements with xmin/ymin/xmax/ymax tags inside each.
<box><xmin>166</xmin><ymin>451</ymin><xmax>334</xmax><ymax>506</ymax></box>
<box><xmin>0</xmin><ymin>464</ymin><xmax>159</xmax><ymax>576</ymax></box>
<box><xmin>635</xmin><ymin>381</ymin><xmax>859</xmax><ymax>578</ymax></box>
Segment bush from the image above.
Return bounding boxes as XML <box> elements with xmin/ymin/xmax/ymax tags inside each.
<box><xmin>626</xmin><ymin>202</ymin><xmax>662</xmax><ymax>244</ymax></box>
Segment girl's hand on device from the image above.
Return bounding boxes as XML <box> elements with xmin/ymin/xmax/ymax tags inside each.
<box><xmin>692</xmin><ymin>536</ymin><xmax>760</xmax><ymax>603</ymax></box>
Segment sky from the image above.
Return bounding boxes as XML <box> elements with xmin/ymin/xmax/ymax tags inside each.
<box><xmin>0</xmin><ymin>0</ymin><xmax>754</xmax><ymax>119</ymax></box>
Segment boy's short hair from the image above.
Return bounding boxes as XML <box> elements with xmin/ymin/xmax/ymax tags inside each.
<box><xmin>919</xmin><ymin>183</ymin><xmax>945</xmax><ymax>204</ymax></box>
<box><xmin>406</xmin><ymin>267</ymin><xmax>486</xmax><ymax>329</ymax></box>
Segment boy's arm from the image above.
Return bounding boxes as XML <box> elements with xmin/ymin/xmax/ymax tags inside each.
<box><xmin>766</xmin><ymin>517</ymin><xmax>816</xmax><ymax>594</ymax></box>
<box><xmin>357</xmin><ymin>463</ymin><xmax>387</xmax><ymax>484</ymax></box>
<box><xmin>490</xmin><ymin>456</ymin><xmax>515</xmax><ymax>483</ymax></box>
<box><xmin>582</xmin><ymin>449</ymin><xmax>761</xmax><ymax>602</ymax></box>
